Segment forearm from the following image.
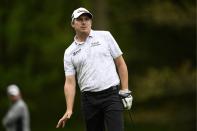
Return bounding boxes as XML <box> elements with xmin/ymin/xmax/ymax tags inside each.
<box><xmin>64</xmin><ymin>83</ymin><xmax>76</xmax><ymax>112</ymax></box>
<box><xmin>117</xmin><ymin>61</ymin><xmax>128</xmax><ymax>90</ymax></box>
<box><xmin>115</xmin><ymin>56</ymin><xmax>129</xmax><ymax>90</ymax></box>
<box><xmin>56</xmin><ymin>78</ymin><xmax>76</xmax><ymax>128</ymax></box>
<box><xmin>116</xmin><ymin>58</ymin><xmax>133</xmax><ymax>110</ymax></box>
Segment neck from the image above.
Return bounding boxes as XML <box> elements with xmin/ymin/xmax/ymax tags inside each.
<box><xmin>75</xmin><ymin>30</ymin><xmax>90</xmax><ymax>42</ymax></box>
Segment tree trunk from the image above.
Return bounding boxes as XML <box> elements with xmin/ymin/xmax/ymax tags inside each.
<box><xmin>92</xmin><ymin>0</ymin><xmax>109</xmax><ymax>30</ymax></box>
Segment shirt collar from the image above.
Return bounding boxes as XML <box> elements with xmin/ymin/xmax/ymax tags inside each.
<box><xmin>89</xmin><ymin>29</ymin><xmax>94</xmax><ymax>37</ymax></box>
<box><xmin>74</xmin><ymin>30</ymin><xmax>94</xmax><ymax>45</ymax></box>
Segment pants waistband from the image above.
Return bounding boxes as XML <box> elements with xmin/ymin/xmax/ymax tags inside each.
<box><xmin>82</xmin><ymin>86</ymin><xmax>119</xmax><ymax>96</ymax></box>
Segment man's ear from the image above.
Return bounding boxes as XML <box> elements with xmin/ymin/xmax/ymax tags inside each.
<box><xmin>71</xmin><ymin>21</ymin><xmax>74</xmax><ymax>28</ymax></box>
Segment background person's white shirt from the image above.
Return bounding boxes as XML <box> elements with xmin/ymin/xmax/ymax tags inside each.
<box><xmin>64</xmin><ymin>30</ymin><xmax>123</xmax><ymax>92</ymax></box>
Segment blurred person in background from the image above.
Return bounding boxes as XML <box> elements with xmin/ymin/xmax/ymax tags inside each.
<box><xmin>56</xmin><ymin>7</ymin><xmax>133</xmax><ymax>131</ymax></box>
<box><xmin>2</xmin><ymin>84</ymin><xmax>30</xmax><ymax>131</ymax></box>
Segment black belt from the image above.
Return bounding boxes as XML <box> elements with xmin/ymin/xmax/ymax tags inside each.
<box><xmin>82</xmin><ymin>85</ymin><xmax>119</xmax><ymax>96</ymax></box>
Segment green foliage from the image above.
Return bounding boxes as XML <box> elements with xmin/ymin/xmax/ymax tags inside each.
<box><xmin>134</xmin><ymin>63</ymin><xmax>196</xmax><ymax>102</ymax></box>
<box><xmin>132</xmin><ymin>63</ymin><xmax>196</xmax><ymax>131</ymax></box>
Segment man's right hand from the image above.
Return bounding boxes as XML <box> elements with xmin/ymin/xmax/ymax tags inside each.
<box><xmin>56</xmin><ymin>110</ymin><xmax>72</xmax><ymax>128</ymax></box>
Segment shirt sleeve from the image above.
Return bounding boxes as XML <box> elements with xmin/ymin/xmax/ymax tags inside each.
<box><xmin>64</xmin><ymin>51</ymin><xmax>76</xmax><ymax>76</ymax></box>
<box><xmin>106</xmin><ymin>31</ymin><xmax>123</xmax><ymax>59</ymax></box>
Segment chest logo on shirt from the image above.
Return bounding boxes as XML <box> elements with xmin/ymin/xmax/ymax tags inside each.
<box><xmin>91</xmin><ymin>41</ymin><xmax>101</xmax><ymax>47</ymax></box>
<box><xmin>73</xmin><ymin>49</ymin><xmax>81</xmax><ymax>56</ymax></box>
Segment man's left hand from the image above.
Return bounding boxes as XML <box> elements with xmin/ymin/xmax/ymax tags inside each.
<box><xmin>119</xmin><ymin>89</ymin><xmax>133</xmax><ymax>110</ymax></box>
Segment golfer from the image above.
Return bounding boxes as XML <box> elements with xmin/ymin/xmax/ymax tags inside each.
<box><xmin>56</xmin><ymin>7</ymin><xmax>133</xmax><ymax>131</ymax></box>
<box><xmin>2</xmin><ymin>84</ymin><xmax>30</xmax><ymax>131</ymax></box>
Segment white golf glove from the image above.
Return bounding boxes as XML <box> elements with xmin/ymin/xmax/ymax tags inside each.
<box><xmin>119</xmin><ymin>89</ymin><xmax>133</xmax><ymax>110</ymax></box>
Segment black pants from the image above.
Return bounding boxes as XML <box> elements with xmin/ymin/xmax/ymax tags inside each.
<box><xmin>81</xmin><ymin>86</ymin><xmax>124</xmax><ymax>131</ymax></box>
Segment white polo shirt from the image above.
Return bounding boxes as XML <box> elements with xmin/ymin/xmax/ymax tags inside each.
<box><xmin>64</xmin><ymin>30</ymin><xmax>123</xmax><ymax>92</ymax></box>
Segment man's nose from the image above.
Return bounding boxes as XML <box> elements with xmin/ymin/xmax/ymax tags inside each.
<box><xmin>82</xmin><ymin>20</ymin><xmax>85</xmax><ymax>23</ymax></box>
<box><xmin>81</xmin><ymin>19</ymin><xmax>86</xmax><ymax>24</ymax></box>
